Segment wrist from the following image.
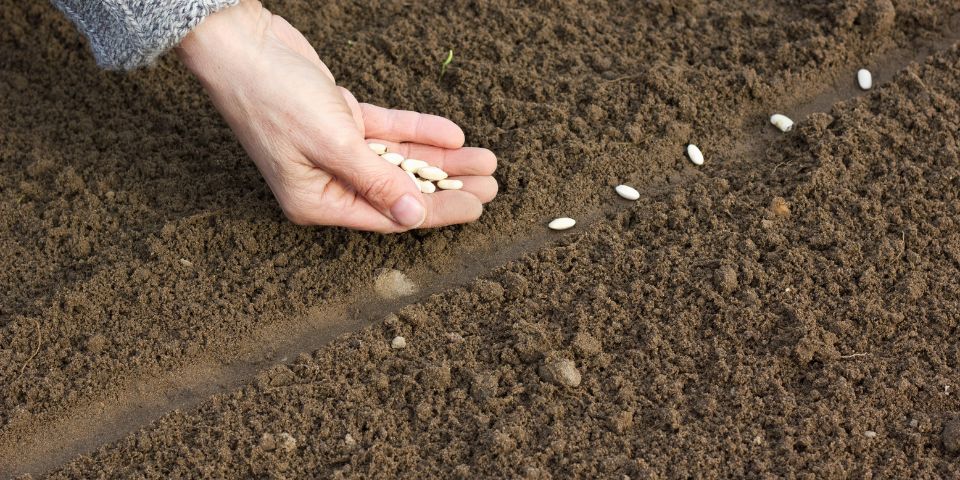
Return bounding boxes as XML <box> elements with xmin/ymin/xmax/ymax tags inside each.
<box><xmin>176</xmin><ymin>0</ymin><xmax>267</xmax><ymax>86</ymax></box>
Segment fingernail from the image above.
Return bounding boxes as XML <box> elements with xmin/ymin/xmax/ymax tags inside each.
<box><xmin>391</xmin><ymin>194</ymin><xmax>425</xmax><ymax>228</ymax></box>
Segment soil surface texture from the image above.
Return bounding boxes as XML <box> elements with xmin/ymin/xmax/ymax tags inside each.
<box><xmin>1</xmin><ymin>0</ymin><xmax>960</xmax><ymax>477</ymax></box>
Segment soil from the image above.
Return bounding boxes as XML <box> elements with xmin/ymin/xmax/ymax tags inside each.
<box><xmin>1</xmin><ymin>0</ymin><xmax>960</xmax><ymax>477</ymax></box>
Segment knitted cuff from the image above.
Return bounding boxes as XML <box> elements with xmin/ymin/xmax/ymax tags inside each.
<box><xmin>52</xmin><ymin>0</ymin><xmax>240</xmax><ymax>70</ymax></box>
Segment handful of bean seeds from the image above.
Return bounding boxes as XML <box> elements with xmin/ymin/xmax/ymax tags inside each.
<box><xmin>367</xmin><ymin>143</ymin><xmax>463</xmax><ymax>193</ymax></box>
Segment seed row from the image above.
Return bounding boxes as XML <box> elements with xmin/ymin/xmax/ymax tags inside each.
<box><xmin>368</xmin><ymin>143</ymin><xmax>461</xmax><ymax>192</ymax></box>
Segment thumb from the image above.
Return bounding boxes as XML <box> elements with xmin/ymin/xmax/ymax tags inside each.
<box><xmin>323</xmin><ymin>140</ymin><xmax>427</xmax><ymax>228</ymax></box>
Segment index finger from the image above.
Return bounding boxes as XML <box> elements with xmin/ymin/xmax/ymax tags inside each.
<box><xmin>360</xmin><ymin>103</ymin><xmax>465</xmax><ymax>149</ymax></box>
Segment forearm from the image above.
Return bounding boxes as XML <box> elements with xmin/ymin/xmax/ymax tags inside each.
<box><xmin>52</xmin><ymin>0</ymin><xmax>240</xmax><ymax>70</ymax></box>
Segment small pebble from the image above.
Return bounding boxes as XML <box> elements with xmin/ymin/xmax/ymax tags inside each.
<box><xmin>368</xmin><ymin>143</ymin><xmax>387</xmax><ymax>155</ymax></box>
<box><xmin>437</xmin><ymin>179</ymin><xmax>463</xmax><ymax>190</ymax></box>
<box><xmin>418</xmin><ymin>180</ymin><xmax>437</xmax><ymax>194</ymax></box>
<box><xmin>615</xmin><ymin>184</ymin><xmax>640</xmax><ymax>200</ymax></box>
<box><xmin>382</xmin><ymin>152</ymin><xmax>404</xmax><ymax>166</ymax></box>
<box><xmin>391</xmin><ymin>336</ymin><xmax>407</xmax><ymax>349</ymax></box>
<box><xmin>864</xmin><ymin>430</ymin><xmax>877</xmax><ymax>439</ymax></box>
<box><xmin>548</xmin><ymin>217</ymin><xmax>576</xmax><ymax>230</ymax></box>
<box><xmin>687</xmin><ymin>144</ymin><xmax>704</xmax><ymax>166</ymax></box>
<box><xmin>769</xmin><ymin>114</ymin><xmax>794</xmax><ymax>132</ymax></box>
<box><xmin>539</xmin><ymin>359</ymin><xmax>581</xmax><ymax>387</ymax></box>
<box><xmin>857</xmin><ymin>68</ymin><xmax>873</xmax><ymax>90</ymax></box>
<box><xmin>909</xmin><ymin>418</ymin><xmax>919</xmax><ymax>429</ymax></box>
<box><xmin>401</xmin><ymin>158</ymin><xmax>428</xmax><ymax>172</ymax></box>
<box><xmin>344</xmin><ymin>434</ymin><xmax>357</xmax><ymax>447</ymax></box>
<box><xmin>417</xmin><ymin>166</ymin><xmax>448</xmax><ymax>181</ymax></box>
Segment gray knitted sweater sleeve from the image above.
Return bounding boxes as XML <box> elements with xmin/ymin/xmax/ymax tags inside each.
<box><xmin>51</xmin><ymin>0</ymin><xmax>240</xmax><ymax>70</ymax></box>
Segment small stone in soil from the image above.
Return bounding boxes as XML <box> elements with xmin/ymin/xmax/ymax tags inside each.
<box><xmin>864</xmin><ymin>430</ymin><xmax>877</xmax><ymax>438</ymax></box>
<box><xmin>540</xmin><ymin>359</ymin><xmax>582</xmax><ymax>387</ymax></box>
<box><xmin>391</xmin><ymin>336</ymin><xmax>407</xmax><ymax>349</ymax></box>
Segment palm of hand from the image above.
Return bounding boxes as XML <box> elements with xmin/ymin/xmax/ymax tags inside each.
<box><xmin>219</xmin><ymin>13</ymin><xmax>497</xmax><ymax>232</ymax></box>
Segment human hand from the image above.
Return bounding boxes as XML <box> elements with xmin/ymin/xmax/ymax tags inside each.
<box><xmin>176</xmin><ymin>0</ymin><xmax>497</xmax><ymax>232</ymax></box>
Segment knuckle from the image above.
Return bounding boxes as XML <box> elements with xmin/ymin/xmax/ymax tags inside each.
<box><xmin>324</xmin><ymin>135</ymin><xmax>356</xmax><ymax>155</ymax></box>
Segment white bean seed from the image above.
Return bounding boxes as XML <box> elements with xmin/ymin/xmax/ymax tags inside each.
<box><xmin>437</xmin><ymin>179</ymin><xmax>463</xmax><ymax>190</ymax></box>
<box><xmin>857</xmin><ymin>68</ymin><xmax>872</xmax><ymax>90</ymax></box>
<box><xmin>418</xmin><ymin>180</ymin><xmax>436</xmax><ymax>194</ymax></box>
<box><xmin>417</xmin><ymin>166</ymin><xmax>448</xmax><ymax>181</ymax></box>
<box><xmin>382</xmin><ymin>152</ymin><xmax>404</xmax><ymax>165</ymax></box>
<box><xmin>401</xmin><ymin>158</ymin><xmax>428</xmax><ymax>172</ymax></box>
<box><xmin>769</xmin><ymin>114</ymin><xmax>794</xmax><ymax>132</ymax></box>
<box><xmin>368</xmin><ymin>143</ymin><xmax>387</xmax><ymax>155</ymax></box>
<box><xmin>615</xmin><ymin>184</ymin><xmax>640</xmax><ymax>201</ymax></box>
<box><xmin>687</xmin><ymin>144</ymin><xmax>704</xmax><ymax>166</ymax></box>
<box><xmin>548</xmin><ymin>217</ymin><xmax>576</xmax><ymax>230</ymax></box>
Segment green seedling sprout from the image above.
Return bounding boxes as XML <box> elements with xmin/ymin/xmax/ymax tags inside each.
<box><xmin>439</xmin><ymin>49</ymin><xmax>454</xmax><ymax>80</ymax></box>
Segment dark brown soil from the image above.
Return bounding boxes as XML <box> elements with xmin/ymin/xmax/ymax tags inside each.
<box><xmin>2</xmin><ymin>0</ymin><xmax>960</xmax><ymax>477</ymax></box>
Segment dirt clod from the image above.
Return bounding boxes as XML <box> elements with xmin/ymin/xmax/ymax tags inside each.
<box><xmin>84</xmin><ymin>334</ymin><xmax>107</xmax><ymax>354</ymax></box>
<box><xmin>572</xmin><ymin>332</ymin><xmax>602</xmax><ymax>356</ymax></box>
<box><xmin>769</xmin><ymin>197</ymin><xmax>790</xmax><ymax>217</ymax></box>
<box><xmin>943</xmin><ymin>419</ymin><xmax>960</xmax><ymax>454</ymax></box>
<box><xmin>373</xmin><ymin>269</ymin><xmax>418</xmax><ymax>300</ymax></box>
<box><xmin>277</xmin><ymin>433</ymin><xmax>297</xmax><ymax>452</ymax></box>
<box><xmin>714</xmin><ymin>266</ymin><xmax>739</xmax><ymax>294</ymax></box>
<box><xmin>540</xmin><ymin>359</ymin><xmax>582</xmax><ymax>387</ymax></box>
<box><xmin>259</xmin><ymin>433</ymin><xmax>276</xmax><ymax>451</ymax></box>
<box><xmin>471</xmin><ymin>373</ymin><xmax>499</xmax><ymax>401</ymax></box>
